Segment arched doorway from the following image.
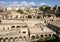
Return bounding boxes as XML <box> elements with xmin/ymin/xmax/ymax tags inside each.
<box><xmin>23</xmin><ymin>36</ymin><xmax>26</xmax><ymax>40</ymax></box>
<box><xmin>14</xmin><ymin>37</ymin><xmax>18</xmax><ymax>42</ymax></box>
<box><xmin>0</xmin><ymin>38</ymin><xmax>4</xmax><ymax>42</ymax></box>
<box><xmin>0</xmin><ymin>20</ymin><xmax>1</xmax><ymax>23</ymax></box>
<box><xmin>31</xmin><ymin>35</ymin><xmax>35</xmax><ymax>40</ymax></box>
<box><xmin>49</xmin><ymin>34</ymin><xmax>51</xmax><ymax>37</ymax></box>
<box><xmin>52</xmin><ymin>34</ymin><xmax>56</xmax><ymax>39</ymax></box>
<box><xmin>36</xmin><ymin>35</ymin><xmax>39</xmax><ymax>39</ymax></box>
<box><xmin>19</xmin><ymin>37</ymin><xmax>22</xmax><ymax>41</ymax></box>
<box><xmin>53</xmin><ymin>34</ymin><xmax>56</xmax><ymax>37</ymax></box>
<box><xmin>40</xmin><ymin>35</ymin><xmax>43</xmax><ymax>38</ymax></box>
<box><xmin>11</xmin><ymin>26</ymin><xmax>15</xmax><ymax>28</ymax></box>
<box><xmin>15</xmin><ymin>15</ymin><xmax>18</xmax><ymax>18</ymax></box>
<box><xmin>9</xmin><ymin>37</ymin><xmax>13</xmax><ymax>42</ymax></box>
<box><xmin>52</xmin><ymin>34</ymin><xmax>57</xmax><ymax>38</ymax></box>
<box><xmin>45</xmin><ymin>34</ymin><xmax>47</xmax><ymax>37</ymax></box>
<box><xmin>4</xmin><ymin>38</ymin><xmax>8</xmax><ymax>42</ymax></box>
<box><xmin>11</xmin><ymin>26</ymin><xmax>15</xmax><ymax>29</ymax></box>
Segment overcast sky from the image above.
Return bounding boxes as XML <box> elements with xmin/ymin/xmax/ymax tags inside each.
<box><xmin>0</xmin><ymin>0</ymin><xmax>60</xmax><ymax>7</ymax></box>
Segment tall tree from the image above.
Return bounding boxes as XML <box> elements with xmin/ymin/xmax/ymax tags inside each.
<box><xmin>52</xmin><ymin>5</ymin><xmax>57</xmax><ymax>15</ymax></box>
<box><xmin>53</xmin><ymin>5</ymin><xmax>57</xmax><ymax>10</ymax></box>
<box><xmin>17</xmin><ymin>9</ymin><xmax>24</xmax><ymax>14</ymax></box>
<box><xmin>39</xmin><ymin>7</ymin><xmax>45</xmax><ymax>11</ymax></box>
<box><xmin>45</xmin><ymin>6</ymin><xmax>51</xmax><ymax>11</ymax></box>
<box><xmin>58</xmin><ymin>6</ymin><xmax>60</xmax><ymax>10</ymax></box>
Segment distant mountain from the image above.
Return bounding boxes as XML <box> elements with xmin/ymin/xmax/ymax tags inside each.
<box><xmin>40</xmin><ymin>5</ymin><xmax>51</xmax><ymax>7</ymax></box>
<box><xmin>31</xmin><ymin>6</ymin><xmax>39</xmax><ymax>8</ymax></box>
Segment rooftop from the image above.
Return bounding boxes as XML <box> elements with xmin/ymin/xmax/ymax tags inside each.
<box><xmin>29</xmin><ymin>25</ymin><xmax>54</xmax><ymax>34</ymax></box>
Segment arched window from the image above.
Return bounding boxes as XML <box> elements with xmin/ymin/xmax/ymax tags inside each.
<box><xmin>5</xmin><ymin>15</ymin><xmax>8</xmax><ymax>18</ymax></box>
<box><xmin>20</xmin><ymin>17</ymin><xmax>22</xmax><ymax>18</ymax></box>
<box><xmin>49</xmin><ymin>34</ymin><xmax>51</xmax><ymax>37</ymax></box>
<box><xmin>53</xmin><ymin>34</ymin><xmax>56</xmax><ymax>37</ymax></box>
<box><xmin>23</xmin><ymin>36</ymin><xmax>26</xmax><ymax>40</ymax></box>
<box><xmin>44</xmin><ymin>21</ymin><xmax>46</xmax><ymax>23</ymax></box>
<box><xmin>36</xmin><ymin>35</ymin><xmax>39</xmax><ymax>39</ymax></box>
<box><xmin>26</xmin><ymin>16</ymin><xmax>27</xmax><ymax>18</ymax></box>
<box><xmin>4</xmin><ymin>38</ymin><xmax>8</xmax><ymax>42</ymax></box>
<box><xmin>19</xmin><ymin>31</ymin><xmax>20</xmax><ymax>33</ymax></box>
<box><xmin>15</xmin><ymin>15</ymin><xmax>18</xmax><ymax>18</ymax></box>
<box><xmin>19</xmin><ymin>37</ymin><xmax>22</xmax><ymax>39</ymax></box>
<box><xmin>41</xmin><ymin>28</ymin><xmax>43</xmax><ymax>31</ymax></box>
<box><xmin>7</xmin><ymin>28</ymin><xmax>9</xmax><ymax>30</ymax></box>
<box><xmin>34</xmin><ymin>16</ymin><xmax>35</xmax><ymax>18</ymax></box>
<box><xmin>10</xmin><ymin>15</ymin><xmax>12</xmax><ymax>18</ymax></box>
<box><xmin>11</xmin><ymin>26</ymin><xmax>15</xmax><ymax>28</ymax></box>
<box><xmin>3</xmin><ymin>27</ymin><xmax>5</xmax><ymax>30</ymax></box>
<box><xmin>16</xmin><ymin>26</ymin><xmax>20</xmax><ymax>28</ymax></box>
<box><xmin>40</xmin><ymin>35</ymin><xmax>43</xmax><ymax>38</ymax></box>
<box><xmin>14</xmin><ymin>37</ymin><xmax>18</xmax><ymax>39</ymax></box>
<box><xmin>0</xmin><ymin>20</ymin><xmax>1</xmax><ymax>23</ymax></box>
<box><xmin>23</xmin><ymin>17</ymin><xmax>24</xmax><ymax>18</ymax></box>
<box><xmin>45</xmin><ymin>34</ymin><xmax>47</xmax><ymax>37</ymax></box>
<box><xmin>19</xmin><ymin>37</ymin><xmax>22</xmax><ymax>40</ymax></box>
<box><xmin>37</xmin><ymin>16</ymin><xmax>40</xmax><ymax>19</ymax></box>
<box><xmin>9</xmin><ymin>37</ymin><xmax>13</xmax><ymax>42</ymax></box>
<box><xmin>0</xmin><ymin>38</ymin><xmax>4</xmax><ymax>42</ymax></box>
<box><xmin>2</xmin><ymin>16</ymin><xmax>4</xmax><ymax>18</ymax></box>
<box><xmin>31</xmin><ymin>36</ymin><xmax>35</xmax><ymax>40</ymax></box>
<box><xmin>23</xmin><ymin>31</ymin><xmax>26</xmax><ymax>33</ymax></box>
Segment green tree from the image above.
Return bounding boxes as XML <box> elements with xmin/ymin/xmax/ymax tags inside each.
<box><xmin>39</xmin><ymin>7</ymin><xmax>45</xmax><ymax>11</ymax></box>
<box><xmin>56</xmin><ymin>6</ymin><xmax>60</xmax><ymax>17</ymax></box>
<box><xmin>56</xmin><ymin>10</ymin><xmax>60</xmax><ymax>17</ymax></box>
<box><xmin>45</xmin><ymin>6</ymin><xmax>51</xmax><ymax>11</ymax></box>
<box><xmin>58</xmin><ymin>6</ymin><xmax>60</xmax><ymax>10</ymax></box>
<box><xmin>17</xmin><ymin>9</ymin><xmax>24</xmax><ymax>14</ymax></box>
<box><xmin>39</xmin><ymin>6</ymin><xmax>51</xmax><ymax>12</ymax></box>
